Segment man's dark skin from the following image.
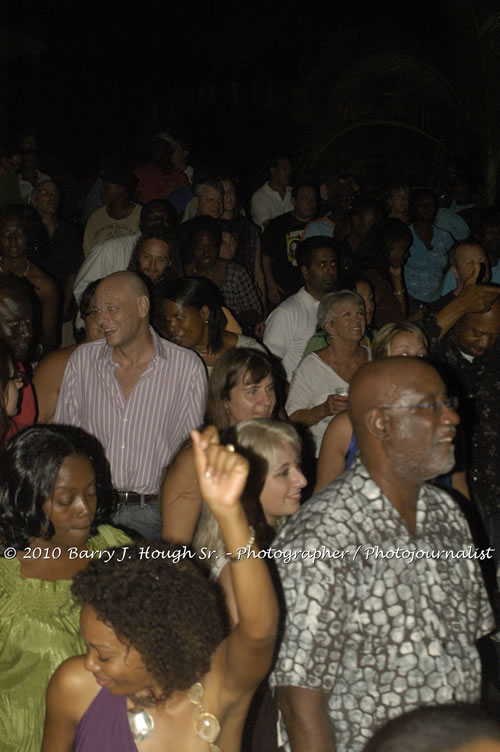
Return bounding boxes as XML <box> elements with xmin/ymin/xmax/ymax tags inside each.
<box><xmin>280</xmin><ymin>359</ymin><xmax>459</xmax><ymax>752</ymax></box>
<box><xmin>263</xmin><ymin>185</ymin><xmax>318</xmax><ymax>304</ymax></box>
<box><xmin>269</xmin><ymin>157</ymin><xmax>292</xmax><ymax>201</ymax></box>
<box><xmin>0</xmin><ymin>283</ymin><xmax>34</xmax><ymax>363</ymax></box>
<box><xmin>452</xmin><ymin>301</ymin><xmax>500</xmax><ymax>358</ymax></box>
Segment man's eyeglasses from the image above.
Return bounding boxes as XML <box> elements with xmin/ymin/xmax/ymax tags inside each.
<box><xmin>379</xmin><ymin>397</ymin><xmax>458</xmax><ymax>415</ymax></box>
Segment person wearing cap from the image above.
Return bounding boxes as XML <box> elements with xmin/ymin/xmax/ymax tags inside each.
<box><xmin>82</xmin><ymin>168</ymin><xmax>141</xmax><ymax>257</ymax></box>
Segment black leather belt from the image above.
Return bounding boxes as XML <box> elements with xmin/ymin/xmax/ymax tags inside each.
<box><xmin>113</xmin><ymin>490</ymin><xmax>158</xmax><ymax>506</ymax></box>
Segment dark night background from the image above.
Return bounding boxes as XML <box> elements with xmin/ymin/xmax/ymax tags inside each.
<box><xmin>3</xmin><ymin>0</ymin><xmax>500</xmax><ymax>200</ymax></box>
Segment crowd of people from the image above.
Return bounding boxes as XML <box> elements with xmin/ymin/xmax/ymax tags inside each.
<box><xmin>0</xmin><ymin>129</ymin><xmax>500</xmax><ymax>751</ymax></box>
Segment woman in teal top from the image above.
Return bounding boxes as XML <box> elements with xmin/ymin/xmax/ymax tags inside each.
<box><xmin>0</xmin><ymin>424</ymin><xmax>130</xmax><ymax>752</ymax></box>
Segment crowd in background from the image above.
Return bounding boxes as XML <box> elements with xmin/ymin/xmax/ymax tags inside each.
<box><xmin>0</xmin><ymin>126</ymin><xmax>500</xmax><ymax>752</ymax></box>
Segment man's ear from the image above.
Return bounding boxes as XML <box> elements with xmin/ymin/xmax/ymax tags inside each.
<box><xmin>138</xmin><ymin>295</ymin><xmax>150</xmax><ymax>319</ymax></box>
<box><xmin>451</xmin><ymin>265</ymin><xmax>459</xmax><ymax>283</ymax></box>
<box><xmin>364</xmin><ymin>407</ymin><xmax>391</xmax><ymax>440</ymax></box>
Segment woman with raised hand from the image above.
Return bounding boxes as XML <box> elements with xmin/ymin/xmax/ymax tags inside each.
<box><xmin>42</xmin><ymin>427</ymin><xmax>279</xmax><ymax>752</ymax></box>
<box><xmin>194</xmin><ymin>418</ymin><xmax>306</xmax><ymax>622</ymax></box>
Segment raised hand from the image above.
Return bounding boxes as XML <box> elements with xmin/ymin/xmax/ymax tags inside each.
<box><xmin>191</xmin><ymin>427</ymin><xmax>249</xmax><ymax>516</ymax></box>
<box><xmin>459</xmin><ymin>268</ymin><xmax>499</xmax><ymax>313</ymax></box>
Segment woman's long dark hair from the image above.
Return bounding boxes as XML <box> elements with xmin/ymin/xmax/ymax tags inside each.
<box><xmin>155</xmin><ymin>276</ymin><xmax>228</xmax><ymax>354</ymax></box>
<box><xmin>360</xmin><ymin>218</ymin><xmax>412</xmax><ymax>279</ymax></box>
<box><xmin>0</xmin><ymin>424</ymin><xmax>114</xmax><ymax>549</ymax></box>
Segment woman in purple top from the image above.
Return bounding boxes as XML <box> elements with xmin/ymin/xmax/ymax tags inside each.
<box><xmin>42</xmin><ymin>427</ymin><xmax>279</xmax><ymax>752</ymax></box>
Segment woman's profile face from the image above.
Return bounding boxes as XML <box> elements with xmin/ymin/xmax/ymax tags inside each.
<box><xmin>161</xmin><ymin>300</ymin><xmax>206</xmax><ymax>349</ymax></box>
<box><xmin>259</xmin><ymin>443</ymin><xmax>306</xmax><ymax>528</ymax></box>
<box><xmin>41</xmin><ymin>453</ymin><xmax>98</xmax><ymax>548</ymax></box>
<box><xmin>225</xmin><ymin>370</ymin><xmax>276</xmax><ymax>424</ymax></box>
<box><xmin>80</xmin><ymin>603</ymin><xmax>152</xmax><ymax>695</ymax></box>
<box><xmin>4</xmin><ymin>358</ymin><xmax>22</xmax><ymax>417</ymax></box>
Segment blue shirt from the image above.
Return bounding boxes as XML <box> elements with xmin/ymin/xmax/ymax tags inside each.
<box><xmin>404</xmin><ymin>225</ymin><xmax>453</xmax><ymax>302</ymax></box>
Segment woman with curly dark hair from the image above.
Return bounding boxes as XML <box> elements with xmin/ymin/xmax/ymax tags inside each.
<box><xmin>42</xmin><ymin>427</ymin><xmax>279</xmax><ymax>752</ymax></box>
<box><xmin>0</xmin><ymin>424</ymin><xmax>130</xmax><ymax>752</ymax></box>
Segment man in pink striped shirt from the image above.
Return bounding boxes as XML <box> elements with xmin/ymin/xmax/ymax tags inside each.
<box><xmin>54</xmin><ymin>271</ymin><xmax>207</xmax><ymax>538</ymax></box>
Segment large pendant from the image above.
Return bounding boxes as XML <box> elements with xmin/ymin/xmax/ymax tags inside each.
<box><xmin>187</xmin><ymin>681</ymin><xmax>222</xmax><ymax>750</ymax></box>
<box><xmin>127</xmin><ymin>709</ymin><xmax>155</xmax><ymax>741</ymax></box>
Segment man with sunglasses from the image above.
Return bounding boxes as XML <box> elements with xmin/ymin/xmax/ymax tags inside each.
<box><xmin>271</xmin><ymin>358</ymin><xmax>494</xmax><ymax>752</ymax></box>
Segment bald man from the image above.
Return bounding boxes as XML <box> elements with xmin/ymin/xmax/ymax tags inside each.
<box><xmin>54</xmin><ymin>271</ymin><xmax>207</xmax><ymax>538</ymax></box>
<box><xmin>363</xmin><ymin>703</ymin><xmax>500</xmax><ymax>752</ymax></box>
<box><xmin>271</xmin><ymin>359</ymin><xmax>494</xmax><ymax>752</ymax></box>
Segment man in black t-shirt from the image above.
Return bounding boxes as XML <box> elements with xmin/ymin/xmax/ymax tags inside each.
<box><xmin>262</xmin><ymin>181</ymin><xmax>317</xmax><ymax>302</ymax></box>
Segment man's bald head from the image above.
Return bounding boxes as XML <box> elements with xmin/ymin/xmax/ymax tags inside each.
<box><xmin>94</xmin><ymin>272</ymin><xmax>150</xmax><ymax>348</ymax></box>
<box><xmin>349</xmin><ymin>358</ymin><xmax>459</xmax><ymax>483</ymax></box>
<box><xmin>349</xmin><ymin>358</ymin><xmax>437</xmax><ymax>434</ymax></box>
<box><xmin>363</xmin><ymin>703</ymin><xmax>500</xmax><ymax>752</ymax></box>
<box><xmin>97</xmin><ymin>271</ymin><xmax>149</xmax><ymax>300</ymax></box>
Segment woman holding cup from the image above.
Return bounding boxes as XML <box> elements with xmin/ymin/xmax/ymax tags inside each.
<box><xmin>286</xmin><ymin>290</ymin><xmax>370</xmax><ymax>456</ymax></box>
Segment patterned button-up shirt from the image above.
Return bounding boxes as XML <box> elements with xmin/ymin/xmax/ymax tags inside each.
<box><xmin>271</xmin><ymin>458</ymin><xmax>494</xmax><ymax>752</ymax></box>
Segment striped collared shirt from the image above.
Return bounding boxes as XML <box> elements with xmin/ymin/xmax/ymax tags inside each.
<box><xmin>54</xmin><ymin>329</ymin><xmax>207</xmax><ymax>494</ymax></box>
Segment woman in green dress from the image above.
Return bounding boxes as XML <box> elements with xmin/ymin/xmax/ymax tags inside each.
<box><xmin>0</xmin><ymin>424</ymin><xmax>130</xmax><ymax>752</ymax></box>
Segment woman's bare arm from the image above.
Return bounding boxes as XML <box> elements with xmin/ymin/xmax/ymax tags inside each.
<box><xmin>42</xmin><ymin>656</ymin><xmax>97</xmax><ymax>752</ymax></box>
<box><xmin>160</xmin><ymin>444</ymin><xmax>202</xmax><ymax>543</ymax></box>
<box><xmin>315</xmin><ymin>411</ymin><xmax>353</xmax><ymax>492</ymax></box>
<box><xmin>32</xmin><ymin>346</ymin><xmax>75</xmax><ymax>423</ymax></box>
<box><xmin>192</xmin><ymin>428</ymin><xmax>278</xmax><ymax>694</ymax></box>
<box><xmin>32</xmin><ymin>269</ymin><xmax>60</xmax><ymax>354</ymax></box>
